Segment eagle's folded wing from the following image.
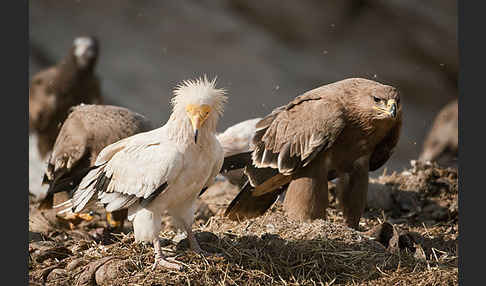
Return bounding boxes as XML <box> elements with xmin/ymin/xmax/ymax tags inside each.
<box><xmin>252</xmin><ymin>93</ymin><xmax>345</xmax><ymax>175</ymax></box>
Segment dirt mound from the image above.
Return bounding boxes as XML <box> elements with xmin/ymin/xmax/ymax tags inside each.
<box><xmin>29</xmin><ymin>162</ymin><xmax>458</xmax><ymax>285</ymax></box>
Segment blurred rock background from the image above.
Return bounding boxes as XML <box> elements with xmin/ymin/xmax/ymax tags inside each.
<box><xmin>29</xmin><ymin>0</ymin><xmax>458</xmax><ymax>196</ymax></box>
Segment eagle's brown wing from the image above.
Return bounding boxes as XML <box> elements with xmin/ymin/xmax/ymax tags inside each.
<box><xmin>369</xmin><ymin>114</ymin><xmax>402</xmax><ymax>171</ymax></box>
<box><xmin>252</xmin><ymin>91</ymin><xmax>345</xmax><ymax>175</ymax></box>
<box><xmin>225</xmin><ymin>91</ymin><xmax>345</xmax><ymax>220</ymax></box>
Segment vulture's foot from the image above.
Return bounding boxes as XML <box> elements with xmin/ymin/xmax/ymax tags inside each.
<box><xmin>152</xmin><ymin>257</ymin><xmax>183</xmax><ymax>271</ymax></box>
<box><xmin>184</xmin><ymin>226</ymin><xmax>223</xmax><ymax>257</ymax></box>
<box><xmin>153</xmin><ymin>237</ymin><xmax>184</xmax><ymax>271</ymax></box>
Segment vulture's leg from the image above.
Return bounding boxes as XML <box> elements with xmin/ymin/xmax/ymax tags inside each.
<box><xmin>170</xmin><ymin>203</ymin><xmax>205</xmax><ymax>254</ymax></box>
<box><xmin>183</xmin><ymin>223</ymin><xmax>205</xmax><ymax>254</ymax></box>
<box><xmin>173</xmin><ymin>203</ymin><xmax>220</xmax><ymax>257</ymax></box>
<box><xmin>180</xmin><ymin>215</ymin><xmax>214</xmax><ymax>256</ymax></box>
<box><xmin>337</xmin><ymin>156</ymin><xmax>369</xmax><ymax>229</ymax></box>
<box><xmin>283</xmin><ymin>154</ymin><xmax>329</xmax><ymax>221</ymax></box>
<box><xmin>181</xmin><ymin>223</ymin><xmax>222</xmax><ymax>257</ymax></box>
<box><xmin>132</xmin><ymin>208</ymin><xmax>181</xmax><ymax>270</ymax></box>
<box><xmin>152</xmin><ymin>238</ymin><xmax>182</xmax><ymax>270</ymax></box>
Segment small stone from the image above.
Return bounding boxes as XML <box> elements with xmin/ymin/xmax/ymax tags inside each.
<box><xmin>172</xmin><ymin>232</ymin><xmax>186</xmax><ymax>244</ymax></box>
<box><xmin>95</xmin><ymin>259</ymin><xmax>136</xmax><ymax>285</ymax></box>
<box><xmin>46</xmin><ymin>268</ymin><xmax>67</xmax><ymax>282</ymax></box>
<box><xmin>66</xmin><ymin>257</ymin><xmax>88</xmax><ymax>271</ymax></box>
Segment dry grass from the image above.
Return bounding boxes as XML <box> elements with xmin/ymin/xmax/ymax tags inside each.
<box><xmin>29</xmin><ymin>161</ymin><xmax>458</xmax><ymax>285</ymax></box>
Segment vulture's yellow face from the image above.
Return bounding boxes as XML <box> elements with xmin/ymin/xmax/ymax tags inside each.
<box><xmin>185</xmin><ymin>104</ymin><xmax>212</xmax><ymax>143</ymax></box>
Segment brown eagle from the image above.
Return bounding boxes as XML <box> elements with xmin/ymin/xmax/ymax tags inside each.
<box><xmin>29</xmin><ymin>36</ymin><xmax>103</xmax><ymax>159</ymax></box>
<box><xmin>224</xmin><ymin>78</ymin><xmax>402</xmax><ymax>229</ymax></box>
<box><xmin>39</xmin><ymin>104</ymin><xmax>153</xmax><ymax>229</ymax></box>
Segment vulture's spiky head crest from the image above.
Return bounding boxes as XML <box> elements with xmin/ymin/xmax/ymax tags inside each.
<box><xmin>172</xmin><ymin>75</ymin><xmax>227</xmax><ymax>117</ymax></box>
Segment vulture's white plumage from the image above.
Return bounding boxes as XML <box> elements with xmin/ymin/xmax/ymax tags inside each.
<box><xmin>60</xmin><ymin>77</ymin><xmax>227</xmax><ymax>269</ymax></box>
<box><xmin>216</xmin><ymin>118</ymin><xmax>261</xmax><ymax>185</ymax></box>
<box><xmin>217</xmin><ymin>118</ymin><xmax>261</xmax><ymax>157</ymax></box>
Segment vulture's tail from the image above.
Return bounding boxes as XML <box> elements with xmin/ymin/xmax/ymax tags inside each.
<box><xmin>37</xmin><ymin>165</ymin><xmax>100</xmax><ymax>210</ymax></box>
<box><xmin>70</xmin><ymin>164</ymin><xmax>108</xmax><ymax>213</ymax></box>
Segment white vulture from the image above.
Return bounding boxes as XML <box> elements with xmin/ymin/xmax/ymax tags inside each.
<box><xmin>57</xmin><ymin>77</ymin><xmax>227</xmax><ymax>270</ymax></box>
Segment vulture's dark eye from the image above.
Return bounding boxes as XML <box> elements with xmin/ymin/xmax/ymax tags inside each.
<box><xmin>373</xmin><ymin>96</ymin><xmax>381</xmax><ymax>103</ymax></box>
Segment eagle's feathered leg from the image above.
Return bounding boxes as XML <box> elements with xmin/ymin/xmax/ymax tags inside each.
<box><xmin>336</xmin><ymin>155</ymin><xmax>370</xmax><ymax>229</ymax></box>
<box><xmin>283</xmin><ymin>153</ymin><xmax>329</xmax><ymax>221</ymax></box>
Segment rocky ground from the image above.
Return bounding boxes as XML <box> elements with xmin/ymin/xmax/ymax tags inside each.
<box><xmin>29</xmin><ymin>160</ymin><xmax>458</xmax><ymax>285</ymax></box>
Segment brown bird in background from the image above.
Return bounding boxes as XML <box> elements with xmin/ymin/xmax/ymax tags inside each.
<box><xmin>29</xmin><ymin>36</ymin><xmax>103</xmax><ymax>159</ymax></box>
<box><xmin>419</xmin><ymin>99</ymin><xmax>458</xmax><ymax>165</ymax></box>
<box><xmin>39</xmin><ymin>104</ymin><xmax>153</xmax><ymax>229</ymax></box>
<box><xmin>225</xmin><ymin>78</ymin><xmax>402</xmax><ymax>229</ymax></box>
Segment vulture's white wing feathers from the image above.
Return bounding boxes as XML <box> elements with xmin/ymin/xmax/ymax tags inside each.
<box><xmin>72</xmin><ymin>128</ymin><xmax>183</xmax><ymax>213</ymax></box>
<box><xmin>217</xmin><ymin>118</ymin><xmax>261</xmax><ymax>157</ymax></box>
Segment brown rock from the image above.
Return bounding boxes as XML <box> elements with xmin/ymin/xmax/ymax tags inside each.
<box><xmin>76</xmin><ymin>257</ymin><xmax>117</xmax><ymax>286</ymax></box>
<box><xmin>364</xmin><ymin>222</ymin><xmax>416</xmax><ymax>254</ymax></box>
<box><xmin>66</xmin><ymin>257</ymin><xmax>88</xmax><ymax>272</ymax></box>
<box><xmin>364</xmin><ymin>222</ymin><xmax>395</xmax><ymax>248</ymax></box>
<box><xmin>95</xmin><ymin>259</ymin><xmax>136</xmax><ymax>285</ymax></box>
<box><xmin>46</xmin><ymin>268</ymin><xmax>68</xmax><ymax>282</ymax></box>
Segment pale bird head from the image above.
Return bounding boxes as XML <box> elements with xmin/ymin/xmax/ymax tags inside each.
<box><xmin>185</xmin><ymin>103</ymin><xmax>211</xmax><ymax>143</ymax></box>
<box><xmin>172</xmin><ymin>76</ymin><xmax>227</xmax><ymax>143</ymax></box>
<box><xmin>73</xmin><ymin>36</ymin><xmax>98</xmax><ymax>69</ymax></box>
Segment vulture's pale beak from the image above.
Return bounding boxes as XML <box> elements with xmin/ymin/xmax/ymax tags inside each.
<box><xmin>387</xmin><ymin>99</ymin><xmax>397</xmax><ymax>118</ymax></box>
<box><xmin>186</xmin><ymin>104</ymin><xmax>211</xmax><ymax>144</ymax></box>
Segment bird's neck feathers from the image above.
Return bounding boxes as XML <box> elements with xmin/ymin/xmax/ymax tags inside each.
<box><xmin>166</xmin><ymin>108</ymin><xmax>219</xmax><ymax>146</ymax></box>
<box><xmin>343</xmin><ymin>95</ymin><xmax>378</xmax><ymax>135</ymax></box>
<box><xmin>344</xmin><ymin>94</ymin><xmax>398</xmax><ymax>139</ymax></box>
<box><xmin>52</xmin><ymin>51</ymin><xmax>95</xmax><ymax>93</ymax></box>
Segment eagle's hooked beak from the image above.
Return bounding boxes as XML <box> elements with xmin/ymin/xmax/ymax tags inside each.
<box><xmin>387</xmin><ymin>99</ymin><xmax>397</xmax><ymax>118</ymax></box>
<box><xmin>186</xmin><ymin>104</ymin><xmax>211</xmax><ymax>144</ymax></box>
